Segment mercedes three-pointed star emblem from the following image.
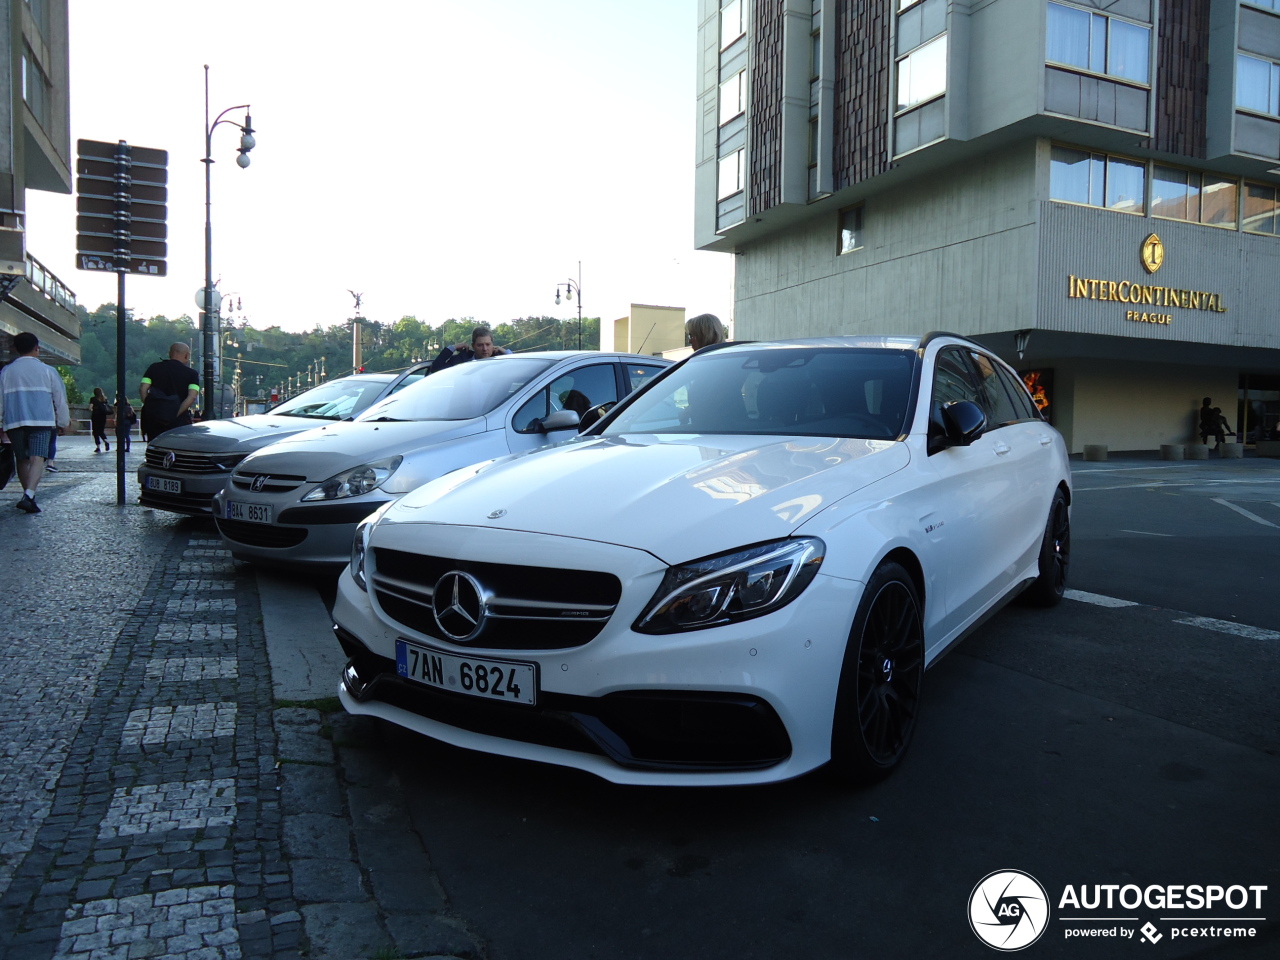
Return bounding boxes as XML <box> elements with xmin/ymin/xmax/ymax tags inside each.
<box><xmin>432</xmin><ymin>571</ymin><xmax>487</xmax><ymax>642</ymax></box>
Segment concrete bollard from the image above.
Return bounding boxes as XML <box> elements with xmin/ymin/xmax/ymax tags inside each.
<box><xmin>1083</xmin><ymin>444</ymin><xmax>1108</xmax><ymax>462</ymax></box>
<box><xmin>1160</xmin><ymin>444</ymin><xmax>1184</xmax><ymax>460</ymax></box>
<box><xmin>1185</xmin><ymin>443</ymin><xmax>1210</xmax><ymax>460</ymax></box>
<box><xmin>1220</xmin><ymin>443</ymin><xmax>1245</xmax><ymax>459</ymax></box>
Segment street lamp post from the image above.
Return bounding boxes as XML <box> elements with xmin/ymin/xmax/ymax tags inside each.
<box><xmin>201</xmin><ymin>64</ymin><xmax>255</xmax><ymax>419</ymax></box>
<box><xmin>554</xmin><ymin>261</ymin><xmax>583</xmax><ymax>350</ymax></box>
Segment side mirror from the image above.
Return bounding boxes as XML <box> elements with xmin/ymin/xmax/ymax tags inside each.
<box><xmin>941</xmin><ymin>400</ymin><xmax>987</xmax><ymax>447</ymax></box>
<box><xmin>578</xmin><ymin>401</ymin><xmax>615</xmax><ymax>431</ymax></box>
<box><xmin>537</xmin><ymin>409</ymin><xmax>582</xmax><ymax>434</ymax></box>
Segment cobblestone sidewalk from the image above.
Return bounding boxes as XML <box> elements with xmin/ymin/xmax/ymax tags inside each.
<box><xmin>0</xmin><ymin>475</ymin><xmax>300</xmax><ymax>960</ymax></box>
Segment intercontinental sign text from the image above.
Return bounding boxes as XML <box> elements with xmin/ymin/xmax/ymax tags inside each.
<box><xmin>1068</xmin><ymin>275</ymin><xmax>1228</xmax><ymax>326</ymax></box>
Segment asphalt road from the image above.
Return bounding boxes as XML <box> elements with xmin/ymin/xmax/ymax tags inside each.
<box><xmin>328</xmin><ymin>456</ymin><xmax>1280</xmax><ymax>960</ymax></box>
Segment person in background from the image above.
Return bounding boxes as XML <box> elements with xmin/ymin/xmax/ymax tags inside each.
<box><xmin>91</xmin><ymin>387</ymin><xmax>111</xmax><ymax>453</ymax></box>
<box><xmin>0</xmin><ymin>332</ymin><xmax>70</xmax><ymax>513</ymax></box>
<box><xmin>428</xmin><ymin>326</ymin><xmax>510</xmax><ymax>373</ymax></box>
<box><xmin>1198</xmin><ymin>397</ymin><xmax>1216</xmax><ymax>445</ymax></box>
<box><xmin>115</xmin><ymin>394</ymin><xmax>136</xmax><ymax>452</ymax></box>
<box><xmin>140</xmin><ymin>342</ymin><xmax>200</xmax><ymax>439</ymax></box>
<box><xmin>686</xmin><ymin>313</ymin><xmax>727</xmax><ymax>352</ymax></box>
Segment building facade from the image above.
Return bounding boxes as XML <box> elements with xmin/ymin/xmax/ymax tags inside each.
<box><xmin>694</xmin><ymin>0</ymin><xmax>1280</xmax><ymax>452</ymax></box>
<box><xmin>1</xmin><ymin>0</ymin><xmax>77</xmax><ymax>364</ymax></box>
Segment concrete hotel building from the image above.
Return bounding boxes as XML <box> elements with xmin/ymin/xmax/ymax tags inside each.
<box><xmin>1</xmin><ymin>0</ymin><xmax>77</xmax><ymax>364</ymax></box>
<box><xmin>694</xmin><ymin>0</ymin><xmax>1280</xmax><ymax>452</ymax></box>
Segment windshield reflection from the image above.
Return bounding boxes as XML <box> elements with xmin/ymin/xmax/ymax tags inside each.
<box><xmin>355</xmin><ymin>358</ymin><xmax>555</xmax><ymax>422</ymax></box>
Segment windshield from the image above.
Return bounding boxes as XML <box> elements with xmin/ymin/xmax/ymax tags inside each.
<box><xmin>602</xmin><ymin>347</ymin><xmax>917</xmax><ymax>439</ymax></box>
<box><xmin>355</xmin><ymin>357</ymin><xmax>555</xmax><ymax>422</ymax></box>
<box><xmin>269</xmin><ymin>377</ymin><xmax>392</xmax><ymax>420</ymax></box>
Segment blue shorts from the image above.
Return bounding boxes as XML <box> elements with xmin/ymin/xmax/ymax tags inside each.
<box><xmin>8</xmin><ymin>426</ymin><xmax>54</xmax><ymax>461</ymax></box>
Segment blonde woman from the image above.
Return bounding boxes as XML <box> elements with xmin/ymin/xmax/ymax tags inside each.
<box><xmin>685</xmin><ymin>313</ymin><xmax>726</xmax><ymax>352</ymax></box>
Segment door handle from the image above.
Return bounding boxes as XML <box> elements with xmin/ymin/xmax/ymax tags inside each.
<box><xmin>993</xmin><ymin>441</ymin><xmax>1011</xmax><ymax>455</ymax></box>
<box><xmin>1039</xmin><ymin>436</ymin><xmax>1053</xmax><ymax>446</ymax></box>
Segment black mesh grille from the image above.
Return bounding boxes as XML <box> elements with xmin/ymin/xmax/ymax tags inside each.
<box><xmin>371</xmin><ymin>547</ymin><xmax>622</xmax><ymax>650</ymax></box>
<box><xmin>215</xmin><ymin>517</ymin><xmax>307</xmax><ymax>548</ymax></box>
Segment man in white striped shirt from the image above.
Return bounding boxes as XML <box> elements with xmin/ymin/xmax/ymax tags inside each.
<box><xmin>0</xmin><ymin>332</ymin><xmax>70</xmax><ymax>513</ymax></box>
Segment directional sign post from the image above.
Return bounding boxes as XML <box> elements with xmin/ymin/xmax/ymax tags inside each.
<box><xmin>75</xmin><ymin>139</ymin><xmax>168</xmax><ymax>505</ymax></box>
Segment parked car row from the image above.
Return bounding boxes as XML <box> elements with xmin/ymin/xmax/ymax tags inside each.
<box><xmin>140</xmin><ymin>335</ymin><xmax>1071</xmax><ymax>787</ymax></box>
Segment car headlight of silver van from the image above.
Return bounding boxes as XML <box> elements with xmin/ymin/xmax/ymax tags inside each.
<box><xmin>634</xmin><ymin>537</ymin><xmax>825</xmax><ymax>634</ymax></box>
<box><xmin>303</xmin><ymin>456</ymin><xmax>403</xmax><ymax>501</ymax></box>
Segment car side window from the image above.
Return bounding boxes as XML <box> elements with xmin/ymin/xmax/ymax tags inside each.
<box><xmin>967</xmin><ymin>351</ymin><xmax>1022</xmax><ymax>429</ymax></box>
<box><xmin>626</xmin><ymin>364</ymin><xmax>665</xmax><ymax>392</ymax></box>
<box><xmin>389</xmin><ymin>372</ymin><xmax>426</xmax><ymax>395</ymax></box>
<box><xmin>513</xmin><ymin>363</ymin><xmax>620</xmax><ymax>434</ymax></box>
<box><xmin>995</xmin><ymin>364</ymin><xmax>1041</xmax><ymax>421</ymax></box>
<box><xmin>931</xmin><ymin>348</ymin><xmax>981</xmax><ymax>415</ymax></box>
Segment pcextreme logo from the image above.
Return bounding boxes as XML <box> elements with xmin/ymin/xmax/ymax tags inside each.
<box><xmin>969</xmin><ymin>872</ymin><xmax>1269</xmax><ymax>950</ymax></box>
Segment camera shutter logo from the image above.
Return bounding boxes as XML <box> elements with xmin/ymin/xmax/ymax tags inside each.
<box><xmin>432</xmin><ymin>571</ymin><xmax>487</xmax><ymax>642</ymax></box>
<box><xmin>969</xmin><ymin>870</ymin><xmax>1049</xmax><ymax>951</ymax></box>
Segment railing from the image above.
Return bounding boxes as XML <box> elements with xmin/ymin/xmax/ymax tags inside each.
<box><xmin>25</xmin><ymin>253</ymin><xmax>76</xmax><ymax>312</ymax></box>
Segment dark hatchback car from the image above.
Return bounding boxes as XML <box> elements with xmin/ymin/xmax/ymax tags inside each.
<box><xmin>138</xmin><ymin>364</ymin><xmax>431</xmax><ymax>516</ymax></box>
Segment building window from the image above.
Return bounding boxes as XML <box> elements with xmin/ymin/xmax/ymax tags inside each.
<box><xmin>21</xmin><ymin>47</ymin><xmax>50</xmax><ymax>129</ymax></box>
<box><xmin>897</xmin><ymin>34</ymin><xmax>947</xmax><ymax>111</ymax></box>
<box><xmin>720</xmin><ymin>70</ymin><xmax>744</xmax><ymax>126</ymax></box>
<box><xmin>1244</xmin><ymin>183</ymin><xmax>1280</xmax><ymax>235</ymax></box>
<box><xmin>1049</xmin><ymin>145</ymin><xmax>1145</xmax><ymax>214</ymax></box>
<box><xmin>718</xmin><ymin>149</ymin><xmax>745</xmax><ymax>201</ymax></box>
<box><xmin>1152</xmin><ymin>166</ymin><xmax>1239</xmax><ymax>229</ymax></box>
<box><xmin>1237</xmin><ymin>54</ymin><xmax>1280</xmax><ymax>116</ymax></box>
<box><xmin>1244</xmin><ymin>0</ymin><xmax>1280</xmax><ymax>10</ymax></box>
<box><xmin>838</xmin><ymin>205</ymin><xmax>863</xmax><ymax>254</ymax></box>
<box><xmin>720</xmin><ymin>0</ymin><xmax>744</xmax><ymax>51</ymax></box>
<box><xmin>1046</xmin><ymin>2</ymin><xmax>1150</xmax><ymax>85</ymax></box>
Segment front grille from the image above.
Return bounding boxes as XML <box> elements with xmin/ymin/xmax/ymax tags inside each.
<box><xmin>230</xmin><ymin>471</ymin><xmax>307</xmax><ymax>493</ymax></box>
<box><xmin>145</xmin><ymin>449</ymin><xmax>244</xmax><ymax>473</ymax></box>
<box><xmin>371</xmin><ymin>547</ymin><xmax>622</xmax><ymax>650</ymax></box>
<box><xmin>139</xmin><ymin>488</ymin><xmax>216</xmax><ymax>514</ymax></box>
<box><xmin>215</xmin><ymin>517</ymin><xmax>307</xmax><ymax>548</ymax></box>
<box><xmin>336</xmin><ymin>627</ymin><xmax>791</xmax><ymax>771</ymax></box>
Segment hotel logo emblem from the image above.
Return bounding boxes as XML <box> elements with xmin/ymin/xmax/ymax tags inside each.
<box><xmin>1141</xmin><ymin>233</ymin><xmax>1164</xmax><ymax>274</ymax></box>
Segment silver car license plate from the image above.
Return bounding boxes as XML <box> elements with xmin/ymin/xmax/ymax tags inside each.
<box><xmin>226</xmin><ymin>500</ymin><xmax>271</xmax><ymax>524</ymax></box>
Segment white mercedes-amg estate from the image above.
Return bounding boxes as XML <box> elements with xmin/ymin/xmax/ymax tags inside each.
<box><xmin>332</xmin><ymin>334</ymin><xmax>1072</xmax><ymax>785</ymax></box>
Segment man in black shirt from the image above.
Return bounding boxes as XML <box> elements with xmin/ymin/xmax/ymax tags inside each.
<box><xmin>140</xmin><ymin>342</ymin><xmax>201</xmax><ymax>439</ymax></box>
<box><xmin>428</xmin><ymin>326</ymin><xmax>510</xmax><ymax>373</ymax></box>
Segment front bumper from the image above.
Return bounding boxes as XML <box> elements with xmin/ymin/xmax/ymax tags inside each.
<box><xmin>137</xmin><ymin>465</ymin><xmax>229</xmax><ymax>516</ymax></box>
<box><xmin>211</xmin><ymin>487</ymin><xmax>391</xmax><ymax>566</ymax></box>
<box><xmin>332</xmin><ymin>525</ymin><xmax>863</xmax><ymax>786</ymax></box>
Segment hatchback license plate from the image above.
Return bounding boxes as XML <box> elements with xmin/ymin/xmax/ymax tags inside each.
<box><xmin>396</xmin><ymin>640</ymin><xmax>537</xmax><ymax>706</ymax></box>
<box><xmin>226</xmin><ymin>500</ymin><xmax>271</xmax><ymax>524</ymax></box>
<box><xmin>145</xmin><ymin>476</ymin><xmax>181</xmax><ymax>494</ymax></box>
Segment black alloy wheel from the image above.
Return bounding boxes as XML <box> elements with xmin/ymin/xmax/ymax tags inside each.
<box><xmin>1021</xmin><ymin>488</ymin><xmax>1070</xmax><ymax>607</ymax></box>
<box><xmin>829</xmin><ymin>561</ymin><xmax>924</xmax><ymax>783</ymax></box>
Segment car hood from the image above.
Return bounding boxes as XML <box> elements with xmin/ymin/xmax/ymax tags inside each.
<box><xmin>386</xmin><ymin>434</ymin><xmax>910</xmax><ymax>564</ymax></box>
<box><xmin>236</xmin><ymin>418</ymin><xmax>488</xmax><ymax>481</ymax></box>
<box><xmin>146</xmin><ymin>414</ymin><xmax>336</xmax><ymax>454</ymax></box>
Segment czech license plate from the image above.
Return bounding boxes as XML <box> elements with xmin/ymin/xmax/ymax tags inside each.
<box><xmin>396</xmin><ymin>639</ymin><xmax>537</xmax><ymax>706</ymax></box>
<box><xmin>145</xmin><ymin>476</ymin><xmax>181</xmax><ymax>494</ymax></box>
<box><xmin>226</xmin><ymin>500</ymin><xmax>271</xmax><ymax>524</ymax></box>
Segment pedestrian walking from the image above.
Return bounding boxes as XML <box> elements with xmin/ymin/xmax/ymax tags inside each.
<box><xmin>139</xmin><ymin>342</ymin><xmax>200</xmax><ymax>440</ymax></box>
<box><xmin>91</xmin><ymin>387</ymin><xmax>111</xmax><ymax>452</ymax></box>
<box><xmin>686</xmin><ymin>313</ymin><xmax>727</xmax><ymax>352</ymax></box>
<box><xmin>428</xmin><ymin>326</ymin><xmax>511</xmax><ymax>373</ymax></box>
<box><xmin>1198</xmin><ymin>397</ymin><xmax>1216</xmax><ymax>444</ymax></box>
<box><xmin>115</xmin><ymin>395</ymin><xmax>136</xmax><ymax>452</ymax></box>
<box><xmin>1211</xmin><ymin>406</ymin><xmax>1236</xmax><ymax>452</ymax></box>
<box><xmin>0</xmin><ymin>332</ymin><xmax>70</xmax><ymax>513</ymax></box>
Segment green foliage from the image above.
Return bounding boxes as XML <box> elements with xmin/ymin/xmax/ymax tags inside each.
<box><xmin>57</xmin><ymin>367</ymin><xmax>84</xmax><ymax>404</ymax></box>
<box><xmin>70</xmin><ymin>306</ymin><xmax>603</xmax><ymax>403</ymax></box>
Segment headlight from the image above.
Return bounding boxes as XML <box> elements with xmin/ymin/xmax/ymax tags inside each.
<box><xmin>350</xmin><ymin>521</ymin><xmax>371</xmax><ymax>590</ymax></box>
<box><xmin>633</xmin><ymin>537</ymin><xmax>825</xmax><ymax>634</ymax></box>
<box><xmin>302</xmin><ymin>456</ymin><xmax>402</xmax><ymax>501</ymax></box>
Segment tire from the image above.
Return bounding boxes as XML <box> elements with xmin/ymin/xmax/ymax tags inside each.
<box><xmin>1021</xmin><ymin>488</ymin><xmax>1070</xmax><ymax>608</ymax></box>
<box><xmin>829</xmin><ymin>562</ymin><xmax>925</xmax><ymax>784</ymax></box>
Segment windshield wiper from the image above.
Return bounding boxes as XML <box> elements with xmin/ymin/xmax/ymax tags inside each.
<box><xmin>366</xmin><ymin>416</ymin><xmax>409</xmax><ymax>422</ymax></box>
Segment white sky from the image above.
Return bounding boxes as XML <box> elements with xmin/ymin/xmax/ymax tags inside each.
<box><xmin>25</xmin><ymin>0</ymin><xmax>736</xmax><ymax>336</ymax></box>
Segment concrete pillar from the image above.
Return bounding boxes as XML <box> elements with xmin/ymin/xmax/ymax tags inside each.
<box><xmin>1220</xmin><ymin>443</ymin><xmax>1245</xmax><ymax>459</ymax></box>
<box><xmin>1185</xmin><ymin>443</ymin><xmax>1210</xmax><ymax>460</ymax></box>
